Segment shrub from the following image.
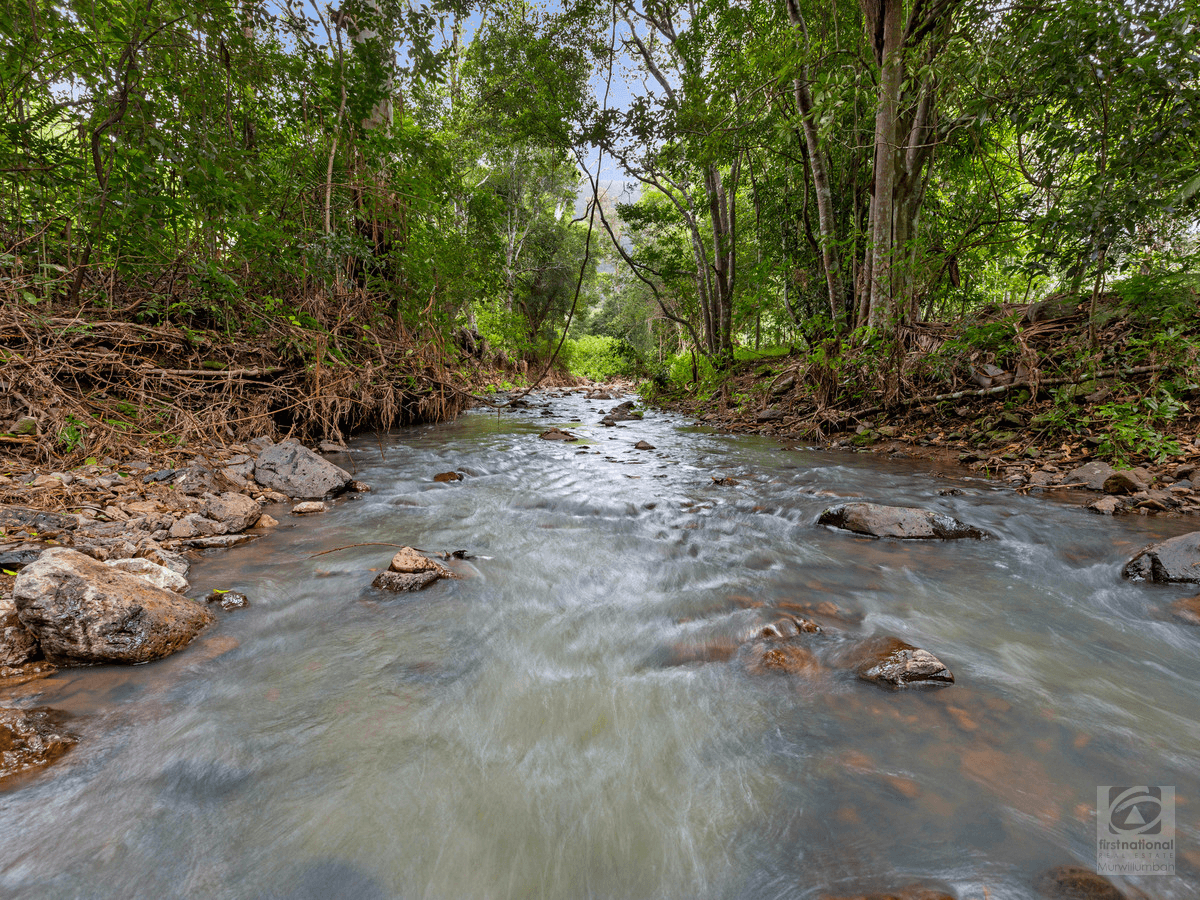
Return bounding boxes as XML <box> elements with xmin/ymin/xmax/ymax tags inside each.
<box><xmin>563</xmin><ymin>334</ymin><xmax>639</xmax><ymax>381</ymax></box>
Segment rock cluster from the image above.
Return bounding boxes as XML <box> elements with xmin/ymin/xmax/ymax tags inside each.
<box><xmin>372</xmin><ymin>547</ymin><xmax>457</xmax><ymax>593</ymax></box>
<box><xmin>601</xmin><ymin>400</ymin><xmax>642</xmax><ymax>426</ymax></box>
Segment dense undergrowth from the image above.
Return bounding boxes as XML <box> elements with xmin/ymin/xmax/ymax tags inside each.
<box><xmin>642</xmin><ymin>276</ymin><xmax>1200</xmax><ymax>469</ymax></box>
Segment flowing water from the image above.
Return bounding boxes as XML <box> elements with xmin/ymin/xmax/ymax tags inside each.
<box><xmin>3</xmin><ymin>391</ymin><xmax>1199</xmax><ymax>899</ymax></box>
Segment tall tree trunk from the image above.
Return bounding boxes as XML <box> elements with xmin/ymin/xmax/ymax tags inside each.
<box><xmin>786</xmin><ymin>0</ymin><xmax>844</xmax><ymax>325</ymax></box>
<box><xmin>864</xmin><ymin>0</ymin><xmax>903</xmax><ymax>330</ymax></box>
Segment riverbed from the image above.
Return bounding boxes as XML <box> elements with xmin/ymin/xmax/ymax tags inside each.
<box><xmin>2</xmin><ymin>391</ymin><xmax>1197</xmax><ymax>899</ymax></box>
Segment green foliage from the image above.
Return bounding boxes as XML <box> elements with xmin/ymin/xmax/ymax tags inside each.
<box><xmin>562</xmin><ymin>335</ymin><xmax>639</xmax><ymax>382</ymax></box>
<box><xmin>1093</xmin><ymin>388</ymin><xmax>1187</xmax><ymax>465</ymax></box>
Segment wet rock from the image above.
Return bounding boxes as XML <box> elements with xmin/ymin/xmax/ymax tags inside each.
<box><xmin>348</xmin><ymin>481</ymin><xmax>371</xmax><ymax>493</ymax></box>
<box><xmin>389</xmin><ymin>547</ymin><xmax>453</xmax><ymax>578</ymax></box>
<box><xmin>1169</xmin><ymin>594</ymin><xmax>1200</xmax><ymax>624</ymax></box>
<box><xmin>1064</xmin><ymin>461</ymin><xmax>1116</xmax><ymax>490</ymax></box>
<box><xmin>169</xmin><ymin>514</ymin><xmax>226</xmax><ymax>539</ymax></box>
<box><xmin>202</xmin><ymin>492</ymin><xmax>262</xmax><ymax>533</ymax></box>
<box><xmin>254</xmin><ymin>440</ymin><xmax>352</xmax><ymax>499</ymax></box>
<box><xmin>318</xmin><ymin>441</ymin><xmax>347</xmax><ymax>453</ymax></box>
<box><xmin>633</xmin><ymin>441</ymin><xmax>655</xmax><ymax>450</ymax></box>
<box><xmin>0</xmin><ymin>707</ymin><xmax>77</xmax><ymax>786</ymax></box>
<box><xmin>433</xmin><ymin>471</ymin><xmax>463</xmax><ymax>483</ymax></box>
<box><xmin>206</xmin><ymin>590</ymin><xmax>249</xmax><ymax>611</ymax></box>
<box><xmin>104</xmin><ymin>558</ymin><xmax>189</xmax><ymax>594</ymax></box>
<box><xmin>539</xmin><ymin>427</ymin><xmax>578</xmax><ymax>442</ymax></box>
<box><xmin>142</xmin><ymin>468</ymin><xmax>175</xmax><ymax>484</ymax></box>
<box><xmin>1103</xmin><ymin>469</ymin><xmax>1149</xmax><ymax>495</ymax></box>
<box><xmin>1033</xmin><ymin>865</ymin><xmax>1147</xmax><ymax>900</ymax></box>
<box><xmin>0</xmin><ymin>595</ymin><xmax>40</xmax><ymax>667</ymax></box>
<box><xmin>712</xmin><ymin>476</ymin><xmax>739</xmax><ymax>486</ymax></box>
<box><xmin>742</xmin><ymin>640</ymin><xmax>822</xmax><ymax>676</ymax></box>
<box><xmin>372</xmin><ymin>571</ymin><xmax>439</xmax><ymax>592</ymax></box>
<box><xmin>0</xmin><ymin>542</ymin><xmax>49</xmax><ymax>570</ymax></box>
<box><xmin>291</xmin><ymin>501</ymin><xmax>326</xmax><ymax>515</ymax></box>
<box><xmin>257</xmin><ymin>513</ymin><xmax>279</xmax><ymax>528</ymax></box>
<box><xmin>12</xmin><ymin>548</ymin><xmax>213</xmax><ymax>664</ymax></box>
<box><xmin>1087</xmin><ymin>496</ymin><xmax>1122</xmax><ymax>516</ymax></box>
<box><xmin>818</xmin><ymin>503</ymin><xmax>990</xmax><ymax>540</ymax></box>
<box><xmin>851</xmin><ymin>637</ymin><xmax>954</xmax><ymax>689</ymax></box>
<box><xmin>1123</xmin><ymin>531</ymin><xmax>1200</xmax><ymax>583</ymax></box>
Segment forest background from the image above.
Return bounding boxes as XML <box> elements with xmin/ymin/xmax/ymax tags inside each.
<box><xmin>2</xmin><ymin>0</ymin><xmax>1199</xmax><ymax>465</ymax></box>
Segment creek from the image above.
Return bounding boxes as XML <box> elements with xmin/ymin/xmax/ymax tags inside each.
<box><xmin>2</xmin><ymin>391</ymin><xmax>1198</xmax><ymax>899</ymax></box>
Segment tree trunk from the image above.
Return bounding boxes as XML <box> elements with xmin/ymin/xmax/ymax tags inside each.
<box><xmin>864</xmin><ymin>0</ymin><xmax>903</xmax><ymax>330</ymax></box>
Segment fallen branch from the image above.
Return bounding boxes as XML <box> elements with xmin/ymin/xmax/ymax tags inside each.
<box><xmin>827</xmin><ymin>363</ymin><xmax>1170</xmax><ymax>426</ymax></box>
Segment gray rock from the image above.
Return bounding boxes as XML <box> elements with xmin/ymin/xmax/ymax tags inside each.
<box><xmin>254</xmin><ymin>440</ymin><xmax>351</xmax><ymax>499</ymax></box>
<box><xmin>202</xmin><ymin>492</ymin><xmax>261</xmax><ymax>533</ymax></box>
<box><xmin>1087</xmin><ymin>496</ymin><xmax>1122</xmax><ymax>516</ymax></box>
<box><xmin>0</xmin><ymin>505</ymin><xmax>77</xmax><ymax>534</ymax></box>
<box><xmin>1124</xmin><ymin>531</ymin><xmax>1200</xmax><ymax>583</ymax></box>
<box><xmin>0</xmin><ymin>595</ymin><xmax>41</xmax><ymax>667</ymax></box>
<box><xmin>371</xmin><ymin>571</ymin><xmax>439</xmax><ymax>592</ymax></box>
<box><xmin>10</xmin><ymin>415</ymin><xmax>38</xmax><ymax>436</ymax></box>
<box><xmin>142</xmin><ymin>468</ymin><xmax>175</xmax><ymax>484</ymax></box>
<box><xmin>0</xmin><ymin>707</ymin><xmax>77</xmax><ymax>783</ymax></box>
<box><xmin>290</xmin><ymin>501</ymin><xmax>326</xmax><ymax>515</ymax></box>
<box><xmin>818</xmin><ymin>503</ymin><xmax>991</xmax><ymax>540</ymax></box>
<box><xmin>852</xmin><ymin>637</ymin><xmax>954</xmax><ymax>689</ymax></box>
<box><xmin>1064</xmin><ymin>461</ymin><xmax>1116</xmax><ymax>490</ymax></box>
<box><xmin>13</xmin><ymin>548</ymin><xmax>213</xmax><ymax>664</ymax></box>
<box><xmin>172</xmin><ymin>465</ymin><xmax>215</xmax><ymax>496</ymax></box>
<box><xmin>0</xmin><ymin>542</ymin><xmax>50</xmax><ymax>570</ymax></box>
<box><xmin>756</xmin><ymin>408</ymin><xmax>784</xmax><ymax>423</ymax></box>
<box><xmin>205</xmin><ymin>590</ymin><xmax>249</xmax><ymax>610</ymax></box>
<box><xmin>103</xmin><ymin>558</ymin><xmax>189</xmax><ymax>594</ymax></box>
<box><xmin>1103</xmin><ymin>469</ymin><xmax>1149</xmax><ymax>494</ymax></box>
<box><xmin>169</xmin><ymin>514</ymin><xmax>226</xmax><ymax>539</ymax></box>
<box><xmin>181</xmin><ymin>534</ymin><xmax>260</xmax><ymax>550</ymax></box>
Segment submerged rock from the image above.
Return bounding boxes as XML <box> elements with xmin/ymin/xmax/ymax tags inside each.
<box><xmin>742</xmin><ymin>640</ymin><xmax>822</xmax><ymax>677</ymax></box>
<box><xmin>1123</xmin><ymin>531</ymin><xmax>1200</xmax><ymax>583</ymax></box>
<box><xmin>821</xmin><ymin>885</ymin><xmax>955</xmax><ymax>900</ymax></box>
<box><xmin>254</xmin><ymin>440</ymin><xmax>352</xmax><ymax>499</ymax></box>
<box><xmin>206</xmin><ymin>590</ymin><xmax>249</xmax><ymax>611</ymax></box>
<box><xmin>13</xmin><ymin>548</ymin><xmax>213</xmax><ymax>665</ymax></box>
<box><xmin>433</xmin><ymin>471</ymin><xmax>463</xmax><ymax>482</ymax></box>
<box><xmin>1169</xmin><ymin>594</ymin><xmax>1200</xmax><ymax>624</ymax></box>
<box><xmin>372</xmin><ymin>571</ymin><xmax>439</xmax><ymax>593</ymax></box>
<box><xmin>851</xmin><ymin>637</ymin><xmax>954</xmax><ymax>689</ymax></box>
<box><xmin>1033</xmin><ymin>865</ymin><xmax>1147</xmax><ymax>900</ymax></box>
<box><xmin>818</xmin><ymin>503</ymin><xmax>990</xmax><ymax>540</ymax></box>
<box><xmin>0</xmin><ymin>707</ymin><xmax>77</xmax><ymax>787</ymax></box>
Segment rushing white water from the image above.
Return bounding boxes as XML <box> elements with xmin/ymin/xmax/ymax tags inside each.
<box><xmin>2</xmin><ymin>391</ymin><xmax>1198</xmax><ymax>899</ymax></box>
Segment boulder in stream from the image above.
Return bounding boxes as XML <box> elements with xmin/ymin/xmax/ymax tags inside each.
<box><xmin>12</xmin><ymin>547</ymin><xmax>213</xmax><ymax>665</ymax></box>
<box><xmin>433</xmin><ymin>471</ymin><xmax>463</xmax><ymax>482</ymax></box>
<box><xmin>818</xmin><ymin>503</ymin><xmax>990</xmax><ymax>540</ymax></box>
<box><xmin>742</xmin><ymin>640</ymin><xmax>822</xmax><ymax>677</ymax></box>
<box><xmin>1123</xmin><ymin>531</ymin><xmax>1200</xmax><ymax>583</ymax></box>
<box><xmin>291</xmin><ymin>501</ymin><xmax>326</xmax><ymax>516</ymax></box>
<box><xmin>254</xmin><ymin>440</ymin><xmax>352</xmax><ymax>499</ymax></box>
<box><xmin>850</xmin><ymin>637</ymin><xmax>954</xmax><ymax>689</ymax></box>
<box><xmin>389</xmin><ymin>547</ymin><xmax>453</xmax><ymax>578</ymax></box>
<box><xmin>539</xmin><ymin>427</ymin><xmax>578</xmax><ymax>442</ymax></box>
<box><xmin>372</xmin><ymin>571</ymin><xmax>439</xmax><ymax>592</ymax></box>
<box><xmin>0</xmin><ymin>707</ymin><xmax>77</xmax><ymax>787</ymax></box>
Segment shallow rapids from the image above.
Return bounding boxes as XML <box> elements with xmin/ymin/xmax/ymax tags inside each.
<box><xmin>2</xmin><ymin>391</ymin><xmax>1198</xmax><ymax>899</ymax></box>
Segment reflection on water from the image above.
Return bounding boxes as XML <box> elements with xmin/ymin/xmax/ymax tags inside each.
<box><xmin>3</xmin><ymin>391</ymin><xmax>1199</xmax><ymax>899</ymax></box>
